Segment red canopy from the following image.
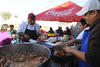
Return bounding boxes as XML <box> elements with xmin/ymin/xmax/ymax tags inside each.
<box><xmin>36</xmin><ymin>1</ymin><xmax>83</xmax><ymax>22</ymax></box>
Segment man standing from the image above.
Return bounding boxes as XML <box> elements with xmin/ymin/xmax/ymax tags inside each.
<box><xmin>65</xmin><ymin>19</ymin><xmax>89</xmax><ymax>45</ymax></box>
<box><xmin>63</xmin><ymin>0</ymin><xmax>100</xmax><ymax>67</ymax></box>
<box><xmin>17</xmin><ymin>13</ymin><xmax>41</xmax><ymax>42</ymax></box>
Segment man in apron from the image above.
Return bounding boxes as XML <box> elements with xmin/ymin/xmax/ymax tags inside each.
<box><xmin>17</xmin><ymin>13</ymin><xmax>41</xmax><ymax>42</ymax></box>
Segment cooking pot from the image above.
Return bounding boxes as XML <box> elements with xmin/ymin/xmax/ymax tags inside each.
<box><xmin>51</xmin><ymin>45</ymin><xmax>77</xmax><ymax>64</ymax></box>
<box><xmin>0</xmin><ymin>43</ymin><xmax>51</xmax><ymax>67</ymax></box>
<box><xmin>51</xmin><ymin>50</ymin><xmax>74</xmax><ymax>64</ymax></box>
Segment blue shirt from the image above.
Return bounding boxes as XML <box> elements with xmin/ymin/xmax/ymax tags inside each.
<box><xmin>79</xmin><ymin>29</ymin><xmax>93</xmax><ymax>67</ymax></box>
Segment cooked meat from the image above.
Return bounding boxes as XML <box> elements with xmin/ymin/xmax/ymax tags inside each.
<box><xmin>0</xmin><ymin>52</ymin><xmax>47</xmax><ymax>67</ymax></box>
<box><xmin>56</xmin><ymin>50</ymin><xmax>67</xmax><ymax>56</ymax></box>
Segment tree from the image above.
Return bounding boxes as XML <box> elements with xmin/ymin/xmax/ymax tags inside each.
<box><xmin>1</xmin><ymin>12</ymin><xmax>12</xmax><ymax>20</ymax></box>
<box><xmin>14</xmin><ymin>15</ymin><xmax>18</xmax><ymax>18</ymax></box>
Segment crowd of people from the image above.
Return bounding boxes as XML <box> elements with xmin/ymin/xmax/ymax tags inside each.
<box><xmin>0</xmin><ymin>12</ymin><xmax>75</xmax><ymax>47</ymax></box>
<box><xmin>0</xmin><ymin>0</ymin><xmax>100</xmax><ymax>67</ymax></box>
<box><xmin>47</xmin><ymin>26</ymin><xmax>72</xmax><ymax>38</ymax></box>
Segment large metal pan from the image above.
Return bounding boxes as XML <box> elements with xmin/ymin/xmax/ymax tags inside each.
<box><xmin>51</xmin><ymin>45</ymin><xmax>77</xmax><ymax>64</ymax></box>
<box><xmin>0</xmin><ymin>43</ymin><xmax>51</xmax><ymax>67</ymax></box>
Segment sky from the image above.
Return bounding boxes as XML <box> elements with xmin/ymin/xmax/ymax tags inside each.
<box><xmin>0</xmin><ymin>0</ymin><xmax>87</xmax><ymax>20</ymax></box>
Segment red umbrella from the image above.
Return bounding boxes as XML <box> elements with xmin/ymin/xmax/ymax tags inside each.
<box><xmin>36</xmin><ymin>1</ymin><xmax>83</xmax><ymax>22</ymax></box>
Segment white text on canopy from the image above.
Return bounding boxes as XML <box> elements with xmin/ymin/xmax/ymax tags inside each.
<box><xmin>45</xmin><ymin>7</ymin><xmax>76</xmax><ymax>17</ymax></box>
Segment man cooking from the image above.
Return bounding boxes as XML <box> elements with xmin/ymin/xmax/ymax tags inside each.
<box><xmin>17</xmin><ymin>13</ymin><xmax>41</xmax><ymax>42</ymax></box>
<box><xmin>63</xmin><ymin>0</ymin><xmax>100</xmax><ymax>67</ymax></box>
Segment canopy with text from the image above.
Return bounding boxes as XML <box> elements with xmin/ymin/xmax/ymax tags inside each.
<box><xmin>36</xmin><ymin>1</ymin><xmax>83</xmax><ymax>22</ymax></box>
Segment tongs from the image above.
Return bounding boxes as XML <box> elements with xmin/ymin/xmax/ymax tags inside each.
<box><xmin>53</xmin><ymin>42</ymin><xmax>77</xmax><ymax>50</ymax></box>
<box><xmin>53</xmin><ymin>43</ymin><xmax>67</xmax><ymax>50</ymax></box>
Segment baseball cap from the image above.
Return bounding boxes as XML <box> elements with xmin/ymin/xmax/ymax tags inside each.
<box><xmin>77</xmin><ymin>0</ymin><xmax>100</xmax><ymax>16</ymax></box>
<box><xmin>28</xmin><ymin>13</ymin><xmax>36</xmax><ymax>19</ymax></box>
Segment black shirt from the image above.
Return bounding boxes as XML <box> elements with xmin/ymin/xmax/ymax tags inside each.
<box><xmin>85</xmin><ymin>18</ymin><xmax>100</xmax><ymax>67</ymax></box>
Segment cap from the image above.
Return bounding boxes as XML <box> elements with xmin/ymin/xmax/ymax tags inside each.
<box><xmin>28</xmin><ymin>13</ymin><xmax>36</xmax><ymax>19</ymax></box>
<box><xmin>77</xmin><ymin>0</ymin><xmax>100</xmax><ymax>16</ymax></box>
